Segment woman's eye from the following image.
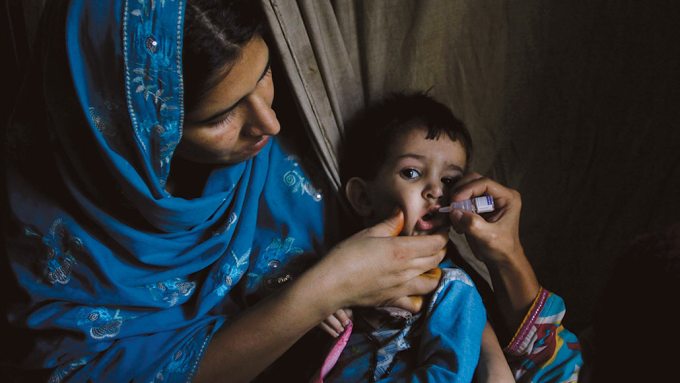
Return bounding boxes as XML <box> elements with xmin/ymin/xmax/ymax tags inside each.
<box><xmin>400</xmin><ymin>168</ymin><xmax>421</xmax><ymax>180</ymax></box>
<box><xmin>206</xmin><ymin>110</ymin><xmax>235</xmax><ymax>128</ymax></box>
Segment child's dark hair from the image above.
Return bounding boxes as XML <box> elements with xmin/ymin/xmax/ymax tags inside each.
<box><xmin>183</xmin><ymin>0</ymin><xmax>266</xmax><ymax>112</ymax></box>
<box><xmin>340</xmin><ymin>92</ymin><xmax>473</xmax><ymax>185</ymax></box>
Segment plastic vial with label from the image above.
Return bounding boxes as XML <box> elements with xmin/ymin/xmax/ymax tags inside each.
<box><xmin>439</xmin><ymin>195</ymin><xmax>495</xmax><ymax>214</ymax></box>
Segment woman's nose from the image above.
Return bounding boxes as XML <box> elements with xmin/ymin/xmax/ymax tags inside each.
<box><xmin>243</xmin><ymin>96</ymin><xmax>280</xmax><ymax>137</ymax></box>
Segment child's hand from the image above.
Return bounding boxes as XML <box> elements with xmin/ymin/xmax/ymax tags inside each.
<box><xmin>319</xmin><ymin>308</ymin><xmax>353</xmax><ymax>338</ymax></box>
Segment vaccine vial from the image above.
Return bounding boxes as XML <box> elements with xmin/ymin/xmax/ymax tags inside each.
<box><xmin>439</xmin><ymin>195</ymin><xmax>495</xmax><ymax>214</ymax></box>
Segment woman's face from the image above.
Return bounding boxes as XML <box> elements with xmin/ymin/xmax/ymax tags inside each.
<box><xmin>178</xmin><ymin>36</ymin><xmax>279</xmax><ymax>164</ymax></box>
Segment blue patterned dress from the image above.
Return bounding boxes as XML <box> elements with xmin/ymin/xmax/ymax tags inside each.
<box><xmin>324</xmin><ymin>267</ymin><xmax>486</xmax><ymax>383</ymax></box>
<box><xmin>4</xmin><ymin>1</ymin><xmax>324</xmax><ymax>381</ymax></box>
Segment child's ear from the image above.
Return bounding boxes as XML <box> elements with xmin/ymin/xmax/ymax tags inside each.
<box><xmin>345</xmin><ymin>177</ymin><xmax>373</xmax><ymax>217</ymax></box>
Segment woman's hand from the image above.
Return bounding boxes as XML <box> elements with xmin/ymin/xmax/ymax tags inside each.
<box><xmin>447</xmin><ymin>173</ymin><xmax>540</xmax><ymax>332</ymax></box>
<box><xmin>447</xmin><ymin>173</ymin><xmax>524</xmax><ymax>267</ymax></box>
<box><xmin>311</xmin><ymin>210</ymin><xmax>448</xmax><ymax>316</ymax></box>
<box><xmin>195</xmin><ymin>211</ymin><xmax>446</xmax><ymax>383</ymax></box>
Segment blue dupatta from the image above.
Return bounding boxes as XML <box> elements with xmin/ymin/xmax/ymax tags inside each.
<box><xmin>5</xmin><ymin>0</ymin><xmax>325</xmax><ymax>381</ymax></box>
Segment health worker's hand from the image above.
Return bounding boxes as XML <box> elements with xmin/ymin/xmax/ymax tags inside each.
<box><xmin>447</xmin><ymin>173</ymin><xmax>540</xmax><ymax>331</ymax></box>
<box><xmin>447</xmin><ymin>173</ymin><xmax>524</xmax><ymax>267</ymax></box>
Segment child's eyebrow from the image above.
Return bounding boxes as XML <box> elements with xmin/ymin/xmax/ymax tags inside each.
<box><xmin>445</xmin><ymin>164</ymin><xmax>464</xmax><ymax>172</ymax></box>
<box><xmin>394</xmin><ymin>154</ymin><xmax>465</xmax><ymax>172</ymax></box>
<box><xmin>395</xmin><ymin>153</ymin><xmax>425</xmax><ymax>160</ymax></box>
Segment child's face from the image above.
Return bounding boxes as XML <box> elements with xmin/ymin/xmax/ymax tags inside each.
<box><xmin>361</xmin><ymin>126</ymin><xmax>467</xmax><ymax>236</ymax></box>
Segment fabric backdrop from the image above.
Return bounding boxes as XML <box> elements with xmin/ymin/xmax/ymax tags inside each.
<box><xmin>262</xmin><ymin>0</ymin><xmax>680</xmax><ymax>332</ymax></box>
<box><xmin>10</xmin><ymin>0</ymin><xmax>680</xmax><ymax>333</ymax></box>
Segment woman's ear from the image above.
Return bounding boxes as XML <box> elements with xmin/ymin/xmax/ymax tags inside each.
<box><xmin>345</xmin><ymin>177</ymin><xmax>373</xmax><ymax>217</ymax></box>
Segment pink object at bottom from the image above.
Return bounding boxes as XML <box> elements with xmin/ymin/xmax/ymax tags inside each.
<box><xmin>309</xmin><ymin>321</ymin><xmax>353</xmax><ymax>383</ymax></box>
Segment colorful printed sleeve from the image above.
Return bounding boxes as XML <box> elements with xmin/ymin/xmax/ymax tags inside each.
<box><xmin>504</xmin><ymin>287</ymin><xmax>583</xmax><ymax>383</ymax></box>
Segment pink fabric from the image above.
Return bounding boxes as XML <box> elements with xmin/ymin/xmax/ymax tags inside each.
<box><xmin>310</xmin><ymin>321</ymin><xmax>353</xmax><ymax>383</ymax></box>
<box><xmin>505</xmin><ymin>287</ymin><xmax>549</xmax><ymax>355</ymax></box>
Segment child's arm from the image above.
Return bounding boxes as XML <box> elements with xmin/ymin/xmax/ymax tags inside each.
<box><xmin>475</xmin><ymin>322</ymin><xmax>514</xmax><ymax>383</ymax></box>
<box><xmin>319</xmin><ymin>308</ymin><xmax>353</xmax><ymax>338</ymax></box>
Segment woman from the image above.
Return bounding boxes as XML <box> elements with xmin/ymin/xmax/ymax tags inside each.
<box><xmin>4</xmin><ymin>1</ymin><xmax>447</xmax><ymax>382</ymax></box>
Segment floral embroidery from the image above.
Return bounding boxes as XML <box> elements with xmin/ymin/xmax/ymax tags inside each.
<box><xmin>48</xmin><ymin>358</ymin><xmax>87</xmax><ymax>383</ymax></box>
<box><xmin>130</xmin><ymin>0</ymin><xmax>169</xmax><ymax>18</ymax></box>
<box><xmin>87</xmin><ymin>103</ymin><xmax>133</xmax><ymax>157</ymax></box>
<box><xmin>124</xmin><ymin>0</ymin><xmax>183</xmax><ymax>185</ymax></box>
<box><xmin>283</xmin><ymin>156</ymin><xmax>322</xmax><ymax>201</ymax></box>
<box><xmin>212</xmin><ymin>212</ymin><xmax>238</xmax><ymax>237</ymax></box>
<box><xmin>245</xmin><ymin>237</ymin><xmax>304</xmax><ymax>293</ymax></box>
<box><xmin>283</xmin><ymin>170</ymin><xmax>322</xmax><ymax>201</ymax></box>
<box><xmin>77</xmin><ymin>307</ymin><xmax>125</xmax><ymax>340</ymax></box>
<box><xmin>131</xmin><ymin>67</ymin><xmax>177</xmax><ymax>113</ymax></box>
<box><xmin>24</xmin><ymin>219</ymin><xmax>85</xmax><ymax>286</ymax></box>
<box><xmin>264</xmin><ymin>237</ymin><xmax>304</xmax><ymax>260</ymax></box>
<box><xmin>147</xmin><ymin>277</ymin><xmax>196</xmax><ymax>307</ymax></box>
<box><xmin>152</xmin><ymin>325</ymin><xmax>212</xmax><ymax>383</ymax></box>
<box><xmin>214</xmin><ymin>249</ymin><xmax>250</xmax><ymax>297</ymax></box>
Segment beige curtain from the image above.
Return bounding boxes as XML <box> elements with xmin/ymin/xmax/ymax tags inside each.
<box><xmin>262</xmin><ymin>1</ymin><xmax>365</xmax><ymax>192</ymax></box>
<box><xmin>261</xmin><ymin>0</ymin><xmax>680</xmax><ymax>331</ymax></box>
<box><xmin>262</xmin><ymin>0</ymin><xmax>507</xmax><ymax>190</ymax></box>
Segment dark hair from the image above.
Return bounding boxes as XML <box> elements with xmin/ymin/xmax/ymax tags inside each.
<box><xmin>182</xmin><ymin>0</ymin><xmax>266</xmax><ymax>112</ymax></box>
<box><xmin>340</xmin><ymin>92</ymin><xmax>473</xmax><ymax>185</ymax></box>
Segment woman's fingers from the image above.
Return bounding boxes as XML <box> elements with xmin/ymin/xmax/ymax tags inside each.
<box><xmin>446</xmin><ymin>174</ymin><xmax>525</xmax><ymax>265</ymax></box>
<box><xmin>387</xmin><ymin>296</ymin><xmax>424</xmax><ymax>313</ymax></box>
<box><xmin>362</xmin><ymin>209</ymin><xmax>404</xmax><ymax>237</ymax></box>
<box><xmin>318</xmin><ymin>216</ymin><xmax>448</xmax><ymax>310</ymax></box>
<box><xmin>451</xmin><ymin>174</ymin><xmax>518</xmax><ymax>210</ymax></box>
<box><xmin>449</xmin><ymin>209</ymin><xmax>477</xmax><ymax>234</ymax></box>
<box><xmin>392</xmin><ymin>232</ymin><xmax>448</xmax><ymax>263</ymax></box>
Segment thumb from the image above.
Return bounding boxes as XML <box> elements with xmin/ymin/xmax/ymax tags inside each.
<box><xmin>366</xmin><ymin>209</ymin><xmax>404</xmax><ymax>237</ymax></box>
<box><xmin>449</xmin><ymin>209</ymin><xmax>477</xmax><ymax>234</ymax></box>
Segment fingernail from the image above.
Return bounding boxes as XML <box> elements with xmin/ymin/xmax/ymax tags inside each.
<box><xmin>343</xmin><ymin>319</ymin><xmax>352</xmax><ymax>327</ymax></box>
<box><xmin>422</xmin><ymin>268</ymin><xmax>442</xmax><ymax>279</ymax></box>
<box><xmin>452</xmin><ymin>210</ymin><xmax>463</xmax><ymax>220</ymax></box>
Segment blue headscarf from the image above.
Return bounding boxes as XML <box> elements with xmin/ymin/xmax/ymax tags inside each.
<box><xmin>5</xmin><ymin>0</ymin><xmax>325</xmax><ymax>381</ymax></box>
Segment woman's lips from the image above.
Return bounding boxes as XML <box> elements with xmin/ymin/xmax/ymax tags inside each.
<box><xmin>246</xmin><ymin>135</ymin><xmax>270</xmax><ymax>155</ymax></box>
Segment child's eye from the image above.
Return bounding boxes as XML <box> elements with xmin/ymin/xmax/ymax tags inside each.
<box><xmin>400</xmin><ymin>168</ymin><xmax>421</xmax><ymax>180</ymax></box>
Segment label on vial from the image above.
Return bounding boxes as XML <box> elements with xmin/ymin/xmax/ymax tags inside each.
<box><xmin>474</xmin><ymin>195</ymin><xmax>495</xmax><ymax>213</ymax></box>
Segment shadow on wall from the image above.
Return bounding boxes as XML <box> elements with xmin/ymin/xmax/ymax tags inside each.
<box><xmin>494</xmin><ymin>1</ymin><xmax>680</xmax><ymax>331</ymax></box>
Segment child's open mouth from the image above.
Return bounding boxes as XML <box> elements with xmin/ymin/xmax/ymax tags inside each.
<box><xmin>414</xmin><ymin>207</ymin><xmax>446</xmax><ymax>234</ymax></box>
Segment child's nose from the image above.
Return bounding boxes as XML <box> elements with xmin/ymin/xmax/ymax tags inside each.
<box><xmin>423</xmin><ymin>183</ymin><xmax>444</xmax><ymax>201</ymax></box>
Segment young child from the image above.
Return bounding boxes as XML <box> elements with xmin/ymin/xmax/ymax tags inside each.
<box><xmin>313</xmin><ymin>93</ymin><xmax>513</xmax><ymax>382</ymax></box>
